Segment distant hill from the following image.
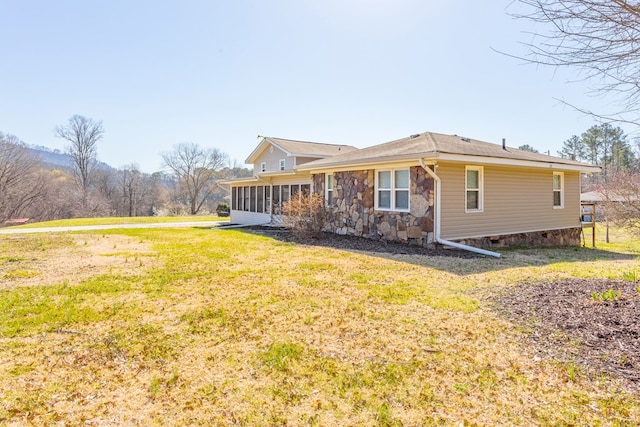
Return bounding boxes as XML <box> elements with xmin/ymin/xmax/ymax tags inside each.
<box><xmin>28</xmin><ymin>145</ymin><xmax>74</xmax><ymax>169</ymax></box>
<box><xmin>28</xmin><ymin>145</ymin><xmax>114</xmax><ymax>171</ymax></box>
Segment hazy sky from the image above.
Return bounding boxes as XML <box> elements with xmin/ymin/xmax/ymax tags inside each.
<box><xmin>0</xmin><ymin>0</ymin><xmax>617</xmax><ymax>172</ymax></box>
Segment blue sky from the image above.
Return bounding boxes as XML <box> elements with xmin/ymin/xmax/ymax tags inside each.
<box><xmin>0</xmin><ymin>0</ymin><xmax>615</xmax><ymax>172</ymax></box>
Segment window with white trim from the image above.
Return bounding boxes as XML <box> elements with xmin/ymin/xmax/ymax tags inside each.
<box><xmin>375</xmin><ymin>169</ymin><xmax>410</xmax><ymax>211</ymax></box>
<box><xmin>326</xmin><ymin>174</ymin><xmax>334</xmax><ymax>205</ymax></box>
<box><xmin>553</xmin><ymin>172</ymin><xmax>564</xmax><ymax>208</ymax></box>
<box><xmin>279</xmin><ymin>159</ymin><xmax>285</xmax><ymax>171</ymax></box>
<box><xmin>260</xmin><ymin>162</ymin><xmax>266</xmax><ymax>172</ymax></box>
<box><xmin>465</xmin><ymin>166</ymin><xmax>483</xmax><ymax>212</ymax></box>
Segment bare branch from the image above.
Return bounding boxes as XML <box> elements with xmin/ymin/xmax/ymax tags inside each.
<box><xmin>161</xmin><ymin>142</ymin><xmax>229</xmax><ymax>215</ymax></box>
<box><xmin>511</xmin><ymin>0</ymin><xmax>640</xmax><ymax>124</ymax></box>
<box><xmin>55</xmin><ymin>115</ymin><xmax>104</xmax><ymax>193</ymax></box>
<box><xmin>0</xmin><ymin>133</ymin><xmax>48</xmax><ymax>221</ymax></box>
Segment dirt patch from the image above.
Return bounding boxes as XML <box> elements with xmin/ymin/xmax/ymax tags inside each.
<box><xmin>0</xmin><ymin>234</ymin><xmax>157</xmax><ymax>289</ymax></box>
<box><xmin>493</xmin><ymin>278</ymin><xmax>640</xmax><ymax>391</ymax></box>
<box><xmin>248</xmin><ymin>226</ymin><xmax>483</xmax><ymax>258</ymax></box>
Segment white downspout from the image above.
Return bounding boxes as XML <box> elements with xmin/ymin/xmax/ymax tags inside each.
<box><xmin>418</xmin><ymin>159</ymin><xmax>501</xmax><ymax>258</ymax></box>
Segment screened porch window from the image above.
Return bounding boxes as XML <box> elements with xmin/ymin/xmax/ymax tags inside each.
<box><xmin>256</xmin><ymin>186</ymin><xmax>264</xmax><ymax>213</ymax></box>
<box><xmin>231</xmin><ymin>187</ymin><xmax>237</xmax><ymax>210</ymax></box>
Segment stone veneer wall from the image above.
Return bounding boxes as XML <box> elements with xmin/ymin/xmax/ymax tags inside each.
<box><xmin>453</xmin><ymin>227</ymin><xmax>581</xmax><ymax>248</ymax></box>
<box><xmin>314</xmin><ymin>167</ymin><xmax>436</xmax><ymax>247</ymax></box>
<box><xmin>313</xmin><ymin>168</ymin><xmax>581</xmax><ymax>250</ymax></box>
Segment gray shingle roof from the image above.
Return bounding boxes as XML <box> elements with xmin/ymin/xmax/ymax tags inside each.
<box><xmin>297</xmin><ymin>131</ymin><xmax>598</xmax><ymax>170</ymax></box>
<box><xmin>266</xmin><ymin>137</ymin><xmax>358</xmax><ymax>157</ymax></box>
<box><xmin>245</xmin><ymin>137</ymin><xmax>358</xmax><ymax>163</ymax></box>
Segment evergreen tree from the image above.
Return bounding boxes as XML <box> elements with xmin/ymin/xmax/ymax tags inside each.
<box><xmin>558</xmin><ymin>135</ymin><xmax>585</xmax><ymax>161</ymax></box>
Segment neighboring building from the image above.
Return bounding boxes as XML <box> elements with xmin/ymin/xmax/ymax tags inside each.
<box><xmin>223</xmin><ymin>132</ymin><xmax>600</xmax><ymax>253</ymax></box>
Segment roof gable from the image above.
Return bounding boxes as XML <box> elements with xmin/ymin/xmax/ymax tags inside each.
<box><xmin>245</xmin><ymin>136</ymin><xmax>358</xmax><ymax>164</ymax></box>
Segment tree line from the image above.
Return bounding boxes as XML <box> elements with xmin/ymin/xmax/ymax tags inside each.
<box><xmin>0</xmin><ymin>115</ymin><xmax>251</xmax><ymax>223</ymax></box>
<box><xmin>557</xmin><ymin>123</ymin><xmax>640</xmax><ymax>187</ymax></box>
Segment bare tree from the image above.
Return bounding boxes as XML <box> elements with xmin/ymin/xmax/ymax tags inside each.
<box><xmin>118</xmin><ymin>164</ymin><xmax>157</xmax><ymax>217</ymax></box>
<box><xmin>512</xmin><ymin>1</ymin><xmax>640</xmax><ymax>124</ymax></box>
<box><xmin>55</xmin><ymin>115</ymin><xmax>104</xmax><ymax>195</ymax></box>
<box><xmin>599</xmin><ymin>170</ymin><xmax>640</xmax><ymax>235</ymax></box>
<box><xmin>161</xmin><ymin>142</ymin><xmax>228</xmax><ymax>215</ymax></box>
<box><xmin>0</xmin><ymin>133</ymin><xmax>48</xmax><ymax>221</ymax></box>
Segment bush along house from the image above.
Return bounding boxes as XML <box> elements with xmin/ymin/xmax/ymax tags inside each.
<box><xmin>222</xmin><ymin>132</ymin><xmax>601</xmax><ymax>257</ymax></box>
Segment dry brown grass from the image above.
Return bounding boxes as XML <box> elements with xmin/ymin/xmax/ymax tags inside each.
<box><xmin>0</xmin><ymin>227</ymin><xmax>639</xmax><ymax>425</ymax></box>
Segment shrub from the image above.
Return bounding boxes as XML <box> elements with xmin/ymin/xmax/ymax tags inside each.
<box><xmin>281</xmin><ymin>190</ymin><xmax>328</xmax><ymax>238</ymax></box>
<box><xmin>215</xmin><ymin>202</ymin><xmax>230</xmax><ymax>217</ymax></box>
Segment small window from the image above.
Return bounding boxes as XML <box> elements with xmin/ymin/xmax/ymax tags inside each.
<box><xmin>375</xmin><ymin>169</ymin><xmax>410</xmax><ymax>211</ymax></box>
<box><xmin>326</xmin><ymin>174</ymin><xmax>334</xmax><ymax>205</ymax></box>
<box><xmin>260</xmin><ymin>162</ymin><xmax>266</xmax><ymax>172</ymax></box>
<box><xmin>553</xmin><ymin>172</ymin><xmax>564</xmax><ymax>208</ymax></box>
<box><xmin>279</xmin><ymin>159</ymin><xmax>286</xmax><ymax>171</ymax></box>
<box><xmin>465</xmin><ymin>166</ymin><xmax>483</xmax><ymax>212</ymax></box>
<box><xmin>394</xmin><ymin>169</ymin><xmax>409</xmax><ymax>210</ymax></box>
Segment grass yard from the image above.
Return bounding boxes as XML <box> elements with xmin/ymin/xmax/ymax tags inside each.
<box><xmin>1</xmin><ymin>224</ymin><xmax>639</xmax><ymax>425</ymax></box>
<box><xmin>5</xmin><ymin>215</ymin><xmax>223</xmax><ymax>229</ymax></box>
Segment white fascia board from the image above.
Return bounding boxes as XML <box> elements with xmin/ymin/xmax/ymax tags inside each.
<box><xmin>244</xmin><ymin>138</ymin><xmax>270</xmax><ymax>164</ymax></box>
<box><xmin>245</xmin><ymin>137</ymin><xmax>292</xmax><ymax>164</ymax></box>
<box><xmin>219</xmin><ymin>176</ymin><xmax>261</xmax><ymax>185</ymax></box>
<box><xmin>299</xmin><ymin>152</ymin><xmax>600</xmax><ymax>174</ymax></box>
<box><xmin>258</xmin><ymin>171</ymin><xmax>298</xmax><ymax>177</ymax></box>
<box><xmin>223</xmin><ymin>171</ymin><xmax>300</xmax><ymax>185</ymax></box>
<box><xmin>436</xmin><ymin>153</ymin><xmax>601</xmax><ymax>172</ymax></box>
<box><xmin>300</xmin><ymin>154</ymin><xmax>434</xmax><ymax>174</ymax></box>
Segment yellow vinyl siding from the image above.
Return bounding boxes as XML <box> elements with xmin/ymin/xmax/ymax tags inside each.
<box><xmin>438</xmin><ymin>162</ymin><xmax>581</xmax><ymax>240</ymax></box>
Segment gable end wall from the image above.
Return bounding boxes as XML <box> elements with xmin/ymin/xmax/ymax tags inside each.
<box><xmin>252</xmin><ymin>145</ymin><xmax>294</xmax><ymax>171</ymax></box>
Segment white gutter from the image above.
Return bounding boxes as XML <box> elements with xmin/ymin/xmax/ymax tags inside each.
<box><xmin>418</xmin><ymin>159</ymin><xmax>501</xmax><ymax>258</ymax></box>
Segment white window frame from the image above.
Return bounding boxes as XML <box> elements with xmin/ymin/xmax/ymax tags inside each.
<box><xmin>553</xmin><ymin>171</ymin><xmax>564</xmax><ymax>209</ymax></box>
<box><xmin>279</xmin><ymin>159</ymin><xmax>286</xmax><ymax>171</ymax></box>
<box><xmin>375</xmin><ymin>168</ymin><xmax>410</xmax><ymax>212</ymax></box>
<box><xmin>260</xmin><ymin>162</ymin><xmax>266</xmax><ymax>172</ymax></box>
<box><xmin>326</xmin><ymin>173</ymin><xmax>334</xmax><ymax>206</ymax></box>
<box><xmin>465</xmin><ymin>165</ymin><xmax>483</xmax><ymax>213</ymax></box>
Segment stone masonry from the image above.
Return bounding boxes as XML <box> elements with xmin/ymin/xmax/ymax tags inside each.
<box><xmin>314</xmin><ymin>166</ymin><xmax>435</xmax><ymax>247</ymax></box>
<box><xmin>313</xmin><ymin>167</ymin><xmax>581</xmax><ymax>250</ymax></box>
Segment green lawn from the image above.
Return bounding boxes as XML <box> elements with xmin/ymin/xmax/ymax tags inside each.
<box><xmin>0</xmin><ymin>224</ymin><xmax>638</xmax><ymax>425</ymax></box>
<box><xmin>7</xmin><ymin>215</ymin><xmax>223</xmax><ymax>228</ymax></box>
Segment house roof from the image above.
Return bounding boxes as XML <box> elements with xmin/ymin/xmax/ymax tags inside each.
<box><xmin>297</xmin><ymin>132</ymin><xmax>601</xmax><ymax>172</ymax></box>
<box><xmin>245</xmin><ymin>136</ymin><xmax>358</xmax><ymax>164</ymax></box>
